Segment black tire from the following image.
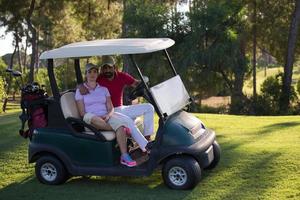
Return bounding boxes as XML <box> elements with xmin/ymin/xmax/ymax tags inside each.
<box><xmin>35</xmin><ymin>155</ymin><xmax>68</xmax><ymax>185</ymax></box>
<box><xmin>162</xmin><ymin>156</ymin><xmax>201</xmax><ymax>190</ymax></box>
<box><xmin>205</xmin><ymin>140</ymin><xmax>221</xmax><ymax>170</ymax></box>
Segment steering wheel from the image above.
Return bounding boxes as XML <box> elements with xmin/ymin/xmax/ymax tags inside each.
<box><xmin>128</xmin><ymin>76</ymin><xmax>150</xmax><ymax>102</ymax></box>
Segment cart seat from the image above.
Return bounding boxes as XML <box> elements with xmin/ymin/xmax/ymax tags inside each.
<box><xmin>60</xmin><ymin>91</ymin><xmax>116</xmax><ymax>141</ymax></box>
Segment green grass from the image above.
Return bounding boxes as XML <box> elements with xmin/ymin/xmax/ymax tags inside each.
<box><xmin>0</xmin><ymin>109</ymin><xmax>299</xmax><ymax>200</ymax></box>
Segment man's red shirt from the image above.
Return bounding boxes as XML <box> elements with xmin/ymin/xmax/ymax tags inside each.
<box><xmin>97</xmin><ymin>71</ymin><xmax>135</xmax><ymax>107</ymax></box>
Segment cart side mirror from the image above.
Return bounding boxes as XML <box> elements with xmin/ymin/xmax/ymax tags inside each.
<box><xmin>142</xmin><ymin>76</ymin><xmax>149</xmax><ymax>84</ymax></box>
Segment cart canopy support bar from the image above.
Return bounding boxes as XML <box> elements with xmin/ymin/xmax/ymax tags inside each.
<box><xmin>129</xmin><ymin>55</ymin><xmax>164</xmax><ymax>120</ymax></box>
<box><xmin>47</xmin><ymin>59</ymin><xmax>60</xmax><ymax>100</ymax></box>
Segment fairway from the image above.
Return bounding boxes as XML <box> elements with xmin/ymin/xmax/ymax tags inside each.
<box><xmin>0</xmin><ymin>111</ymin><xmax>299</xmax><ymax>200</ymax></box>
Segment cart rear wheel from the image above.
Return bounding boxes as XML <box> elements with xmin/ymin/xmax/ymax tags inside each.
<box><xmin>162</xmin><ymin>156</ymin><xmax>201</xmax><ymax>190</ymax></box>
<box><xmin>35</xmin><ymin>155</ymin><xmax>68</xmax><ymax>185</ymax></box>
<box><xmin>205</xmin><ymin>141</ymin><xmax>221</xmax><ymax>170</ymax></box>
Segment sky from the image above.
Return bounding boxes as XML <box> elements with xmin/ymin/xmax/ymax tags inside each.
<box><xmin>0</xmin><ymin>27</ymin><xmax>14</xmax><ymax>56</ymax></box>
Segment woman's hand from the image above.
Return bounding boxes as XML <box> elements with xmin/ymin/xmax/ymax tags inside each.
<box><xmin>101</xmin><ymin>114</ymin><xmax>111</xmax><ymax>122</ymax></box>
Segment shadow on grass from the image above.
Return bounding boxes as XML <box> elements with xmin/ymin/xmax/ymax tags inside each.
<box><xmin>0</xmin><ymin>171</ymin><xmax>192</xmax><ymax>200</ymax></box>
<box><xmin>257</xmin><ymin>121</ymin><xmax>300</xmax><ymax>135</ymax></box>
<box><xmin>183</xmin><ymin>139</ymin><xmax>283</xmax><ymax>199</ymax></box>
<box><xmin>219</xmin><ymin>152</ymin><xmax>281</xmax><ymax>199</ymax></box>
<box><xmin>0</xmin><ymin>137</ymin><xmax>285</xmax><ymax>200</ymax></box>
<box><xmin>0</xmin><ymin>112</ymin><xmax>26</xmax><ymax>158</ymax></box>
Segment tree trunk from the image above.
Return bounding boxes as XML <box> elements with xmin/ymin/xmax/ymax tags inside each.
<box><xmin>279</xmin><ymin>0</ymin><xmax>300</xmax><ymax>114</ymax></box>
<box><xmin>121</xmin><ymin>0</ymin><xmax>132</xmax><ymax>105</ymax></box>
<box><xmin>122</xmin><ymin>0</ymin><xmax>130</xmax><ymax>73</ymax></box>
<box><xmin>107</xmin><ymin>0</ymin><xmax>111</xmax><ymax>10</ymax></box>
<box><xmin>23</xmin><ymin>30</ymin><xmax>29</xmax><ymax>73</ymax></box>
<box><xmin>14</xmin><ymin>29</ymin><xmax>23</xmax><ymax>73</ymax></box>
<box><xmin>2</xmin><ymin>45</ymin><xmax>17</xmax><ymax>112</ymax></box>
<box><xmin>252</xmin><ymin>0</ymin><xmax>257</xmax><ymax>102</ymax></box>
<box><xmin>230</xmin><ymin>36</ymin><xmax>247</xmax><ymax>114</ymax></box>
<box><xmin>26</xmin><ymin>0</ymin><xmax>36</xmax><ymax>83</ymax></box>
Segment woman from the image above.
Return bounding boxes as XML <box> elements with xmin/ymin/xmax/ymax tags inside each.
<box><xmin>75</xmin><ymin>63</ymin><xmax>147</xmax><ymax>167</ymax></box>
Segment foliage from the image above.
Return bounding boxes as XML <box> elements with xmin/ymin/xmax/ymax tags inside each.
<box><xmin>124</xmin><ymin>0</ymin><xmax>170</xmax><ymax>37</ymax></box>
<box><xmin>183</xmin><ymin>0</ymin><xmax>251</xmax><ymax>114</ymax></box>
<box><xmin>297</xmin><ymin>79</ymin><xmax>300</xmax><ymax>95</ymax></box>
<box><xmin>245</xmin><ymin>73</ymin><xmax>298</xmax><ymax>115</ymax></box>
<box><xmin>256</xmin><ymin>0</ymin><xmax>298</xmax><ymax>64</ymax></box>
<box><xmin>0</xmin><ymin>0</ymin><xmax>299</xmax><ymax>115</ymax></box>
<box><xmin>34</xmin><ymin>62</ymin><xmax>77</xmax><ymax>94</ymax></box>
<box><xmin>72</xmin><ymin>0</ymin><xmax>122</xmax><ymax>41</ymax></box>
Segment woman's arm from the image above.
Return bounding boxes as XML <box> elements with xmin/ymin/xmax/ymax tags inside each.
<box><xmin>76</xmin><ymin>100</ymin><xmax>86</xmax><ymax>118</ymax></box>
<box><xmin>103</xmin><ymin>96</ymin><xmax>114</xmax><ymax>121</ymax></box>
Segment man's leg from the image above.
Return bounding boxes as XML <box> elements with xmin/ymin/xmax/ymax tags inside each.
<box><xmin>115</xmin><ymin>103</ymin><xmax>154</xmax><ymax>136</ymax></box>
<box><xmin>112</xmin><ymin>112</ymin><xmax>148</xmax><ymax>151</ymax></box>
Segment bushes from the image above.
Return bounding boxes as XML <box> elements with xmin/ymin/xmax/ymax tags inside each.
<box><xmin>192</xmin><ymin>104</ymin><xmax>228</xmax><ymax>114</ymax></box>
<box><xmin>246</xmin><ymin>73</ymin><xmax>299</xmax><ymax>115</ymax></box>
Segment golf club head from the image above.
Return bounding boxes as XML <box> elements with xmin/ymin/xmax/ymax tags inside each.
<box><xmin>5</xmin><ymin>68</ymin><xmax>13</xmax><ymax>73</ymax></box>
<box><xmin>12</xmin><ymin>70</ymin><xmax>22</xmax><ymax>77</ymax></box>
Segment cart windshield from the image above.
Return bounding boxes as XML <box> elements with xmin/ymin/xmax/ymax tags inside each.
<box><xmin>150</xmin><ymin>75</ymin><xmax>190</xmax><ymax>116</ymax></box>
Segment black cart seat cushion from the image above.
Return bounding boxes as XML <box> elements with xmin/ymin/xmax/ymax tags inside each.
<box><xmin>60</xmin><ymin>91</ymin><xmax>116</xmax><ymax>141</ymax></box>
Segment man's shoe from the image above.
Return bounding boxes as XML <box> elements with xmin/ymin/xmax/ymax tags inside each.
<box><xmin>145</xmin><ymin>135</ymin><xmax>151</xmax><ymax>141</ymax></box>
<box><xmin>145</xmin><ymin>141</ymin><xmax>155</xmax><ymax>152</ymax></box>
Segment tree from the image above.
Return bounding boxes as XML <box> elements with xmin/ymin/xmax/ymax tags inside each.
<box><xmin>72</xmin><ymin>0</ymin><xmax>122</xmax><ymax>41</ymax></box>
<box><xmin>184</xmin><ymin>0</ymin><xmax>250</xmax><ymax>113</ymax></box>
<box><xmin>280</xmin><ymin>0</ymin><xmax>300</xmax><ymax>113</ymax></box>
<box><xmin>26</xmin><ymin>0</ymin><xmax>36</xmax><ymax>83</ymax></box>
<box><xmin>252</xmin><ymin>0</ymin><xmax>257</xmax><ymax>103</ymax></box>
<box><xmin>0</xmin><ymin>58</ymin><xmax>7</xmax><ymax>113</ymax></box>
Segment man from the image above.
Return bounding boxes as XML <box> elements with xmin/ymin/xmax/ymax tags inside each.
<box><xmin>80</xmin><ymin>55</ymin><xmax>154</xmax><ymax>141</ymax></box>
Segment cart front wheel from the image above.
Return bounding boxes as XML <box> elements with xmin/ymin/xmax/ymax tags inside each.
<box><xmin>162</xmin><ymin>156</ymin><xmax>201</xmax><ymax>190</ymax></box>
<box><xmin>35</xmin><ymin>155</ymin><xmax>68</xmax><ymax>185</ymax></box>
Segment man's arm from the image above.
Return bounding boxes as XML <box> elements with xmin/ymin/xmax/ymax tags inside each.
<box><xmin>130</xmin><ymin>79</ymin><xmax>141</xmax><ymax>88</ymax></box>
<box><xmin>77</xmin><ymin>84</ymin><xmax>89</xmax><ymax>95</ymax></box>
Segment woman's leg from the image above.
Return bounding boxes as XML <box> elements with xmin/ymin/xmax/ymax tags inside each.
<box><xmin>90</xmin><ymin>116</ymin><xmax>113</xmax><ymax>131</ymax></box>
<box><xmin>115</xmin><ymin>126</ymin><xmax>137</xmax><ymax>167</ymax></box>
<box><xmin>115</xmin><ymin>126</ymin><xmax>127</xmax><ymax>154</ymax></box>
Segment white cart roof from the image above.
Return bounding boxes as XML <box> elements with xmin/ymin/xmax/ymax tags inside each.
<box><xmin>40</xmin><ymin>38</ymin><xmax>175</xmax><ymax>59</ymax></box>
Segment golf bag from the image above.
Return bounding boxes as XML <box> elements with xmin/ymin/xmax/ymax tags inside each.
<box><xmin>19</xmin><ymin>82</ymin><xmax>48</xmax><ymax>139</ymax></box>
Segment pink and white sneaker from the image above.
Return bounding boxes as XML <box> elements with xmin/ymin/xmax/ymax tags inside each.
<box><xmin>120</xmin><ymin>154</ymin><xmax>137</xmax><ymax>167</ymax></box>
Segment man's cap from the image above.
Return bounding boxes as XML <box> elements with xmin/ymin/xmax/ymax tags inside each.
<box><xmin>101</xmin><ymin>55</ymin><xmax>115</xmax><ymax>68</ymax></box>
<box><xmin>85</xmin><ymin>63</ymin><xmax>98</xmax><ymax>72</ymax></box>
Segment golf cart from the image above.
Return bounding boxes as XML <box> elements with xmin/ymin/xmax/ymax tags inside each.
<box><xmin>26</xmin><ymin>38</ymin><xmax>220</xmax><ymax>190</ymax></box>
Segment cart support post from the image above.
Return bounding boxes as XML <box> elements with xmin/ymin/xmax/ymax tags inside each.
<box><xmin>164</xmin><ymin>49</ymin><xmax>177</xmax><ymax>76</ymax></box>
<box><xmin>47</xmin><ymin>59</ymin><xmax>60</xmax><ymax>100</ymax></box>
<box><xmin>74</xmin><ymin>59</ymin><xmax>83</xmax><ymax>84</ymax></box>
<box><xmin>129</xmin><ymin>55</ymin><xmax>164</xmax><ymax>120</ymax></box>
